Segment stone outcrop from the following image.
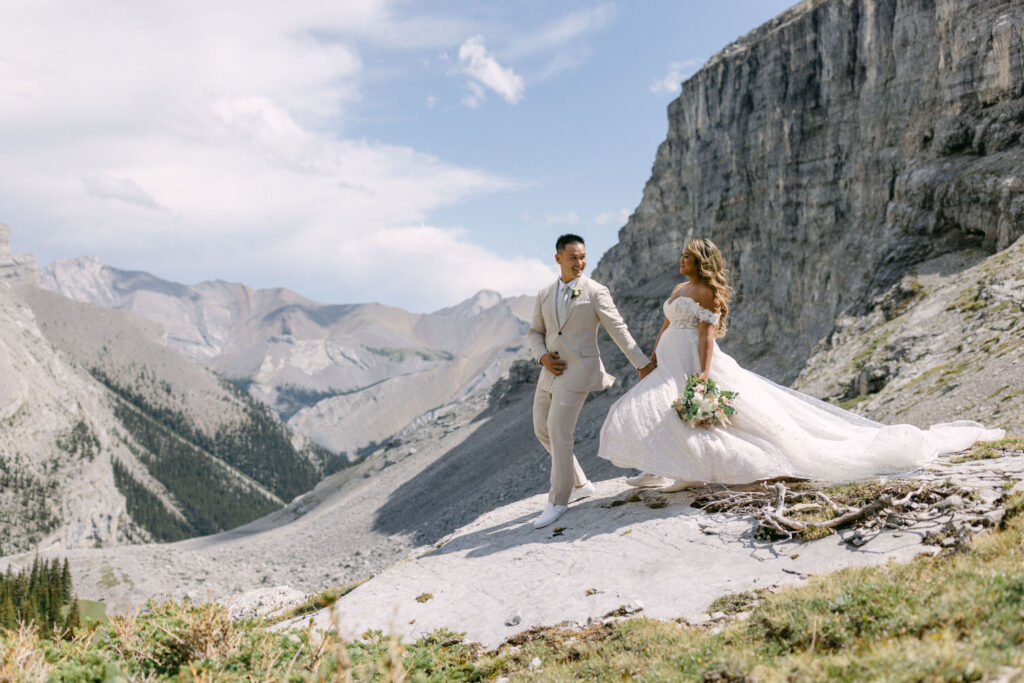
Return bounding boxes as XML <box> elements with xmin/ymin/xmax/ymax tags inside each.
<box><xmin>0</xmin><ymin>224</ymin><xmax>37</xmax><ymax>286</ymax></box>
<box><xmin>595</xmin><ymin>0</ymin><xmax>1024</xmax><ymax>383</ymax></box>
<box><xmin>794</xmin><ymin>233</ymin><xmax>1024</xmax><ymax>434</ymax></box>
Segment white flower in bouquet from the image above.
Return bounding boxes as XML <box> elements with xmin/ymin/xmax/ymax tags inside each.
<box><xmin>671</xmin><ymin>375</ymin><xmax>739</xmax><ymax>429</ymax></box>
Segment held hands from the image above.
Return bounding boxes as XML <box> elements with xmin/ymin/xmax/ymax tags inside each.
<box><xmin>540</xmin><ymin>351</ymin><xmax>567</xmax><ymax>376</ymax></box>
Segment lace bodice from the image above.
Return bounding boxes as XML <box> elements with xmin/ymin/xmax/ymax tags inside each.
<box><xmin>664</xmin><ymin>296</ymin><xmax>721</xmax><ymax>329</ymax></box>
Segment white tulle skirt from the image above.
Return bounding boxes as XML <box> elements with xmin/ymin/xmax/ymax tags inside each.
<box><xmin>597</xmin><ymin>326</ymin><xmax>1004</xmax><ymax>483</ymax></box>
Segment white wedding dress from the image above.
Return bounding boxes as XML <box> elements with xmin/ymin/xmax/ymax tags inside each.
<box><xmin>597</xmin><ymin>296</ymin><xmax>1004</xmax><ymax>483</ymax></box>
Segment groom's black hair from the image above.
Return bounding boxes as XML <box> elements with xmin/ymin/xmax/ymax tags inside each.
<box><xmin>556</xmin><ymin>234</ymin><xmax>585</xmax><ymax>251</ymax></box>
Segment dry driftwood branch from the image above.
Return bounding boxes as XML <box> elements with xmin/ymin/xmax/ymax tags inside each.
<box><xmin>694</xmin><ymin>480</ymin><xmax>965</xmax><ymax>542</ymax></box>
<box><xmin>772</xmin><ymin>483</ymin><xmax>787</xmax><ymax>516</ymax></box>
<box><xmin>763</xmin><ymin>494</ymin><xmax>893</xmax><ymax>532</ymax></box>
<box><xmin>813</xmin><ymin>490</ymin><xmax>848</xmax><ymax>515</ymax></box>
<box><xmin>893</xmin><ymin>485</ymin><xmax>926</xmax><ymax>508</ymax></box>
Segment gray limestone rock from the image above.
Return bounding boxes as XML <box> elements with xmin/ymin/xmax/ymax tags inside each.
<box><xmin>222</xmin><ymin>586</ymin><xmax>306</xmax><ymax>621</ymax></box>
<box><xmin>0</xmin><ymin>225</ymin><xmax>37</xmax><ymax>286</ymax></box>
<box><xmin>594</xmin><ymin>0</ymin><xmax>1024</xmax><ymax>384</ymax></box>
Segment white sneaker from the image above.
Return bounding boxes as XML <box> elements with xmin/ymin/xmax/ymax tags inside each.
<box><xmin>625</xmin><ymin>472</ymin><xmax>672</xmax><ymax>488</ymax></box>
<box><xmin>661</xmin><ymin>479</ymin><xmax>704</xmax><ymax>493</ymax></box>
<box><xmin>569</xmin><ymin>481</ymin><xmax>596</xmax><ymax>503</ymax></box>
<box><xmin>533</xmin><ymin>503</ymin><xmax>568</xmax><ymax>529</ymax></box>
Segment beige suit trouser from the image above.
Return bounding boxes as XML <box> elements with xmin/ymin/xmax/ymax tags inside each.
<box><xmin>533</xmin><ymin>383</ymin><xmax>588</xmax><ymax>506</ymax></box>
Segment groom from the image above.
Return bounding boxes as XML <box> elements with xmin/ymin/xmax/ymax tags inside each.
<box><xmin>528</xmin><ymin>234</ymin><xmax>655</xmax><ymax>529</ymax></box>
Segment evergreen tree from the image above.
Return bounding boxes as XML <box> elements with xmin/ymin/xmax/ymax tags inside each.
<box><xmin>61</xmin><ymin>558</ymin><xmax>72</xmax><ymax>602</ymax></box>
<box><xmin>0</xmin><ymin>555</ymin><xmax>76</xmax><ymax>636</ymax></box>
<box><xmin>0</xmin><ymin>592</ymin><xmax>14</xmax><ymax>630</ymax></box>
<box><xmin>64</xmin><ymin>596</ymin><xmax>80</xmax><ymax>632</ymax></box>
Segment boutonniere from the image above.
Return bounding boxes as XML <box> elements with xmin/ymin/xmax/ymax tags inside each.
<box><xmin>571</xmin><ymin>287</ymin><xmax>582</xmax><ymax>299</ymax></box>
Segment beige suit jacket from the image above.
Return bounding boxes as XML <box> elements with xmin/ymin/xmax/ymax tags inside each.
<box><xmin>528</xmin><ymin>276</ymin><xmax>650</xmax><ymax>393</ymax></box>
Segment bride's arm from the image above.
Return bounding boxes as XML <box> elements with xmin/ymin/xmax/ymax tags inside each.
<box><xmin>697</xmin><ymin>321</ymin><xmax>716</xmax><ymax>381</ymax></box>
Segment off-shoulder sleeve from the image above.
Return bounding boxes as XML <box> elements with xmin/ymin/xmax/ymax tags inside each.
<box><xmin>696</xmin><ymin>306</ymin><xmax>721</xmax><ymax>325</ymax></box>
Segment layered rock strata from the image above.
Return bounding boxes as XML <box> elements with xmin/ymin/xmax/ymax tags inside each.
<box><xmin>595</xmin><ymin>0</ymin><xmax>1024</xmax><ymax>382</ymax></box>
<box><xmin>0</xmin><ymin>224</ymin><xmax>37</xmax><ymax>285</ymax></box>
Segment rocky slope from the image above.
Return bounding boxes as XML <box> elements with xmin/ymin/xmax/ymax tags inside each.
<box><xmin>794</xmin><ymin>233</ymin><xmax>1024</xmax><ymax>434</ymax></box>
<box><xmin>595</xmin><ymin>0</ymin><xmax>1024</xmax><ymax>383</ymax></box>
<box><xmin>0</xmin><ymin>350</ymin><xmax>620</xmax><ymax>610</ymax></box>
<box><xmin>0</xmin><ymin>226</ymin><xmax>334</xmax><ymax>554</ymax></box>
<box><xmin>301</xmin><ymin>447</ymin><xmax>1024</xmax><ymax>648</ymax></box>
<box><xmin>41</xmin><ymin>257</ymin><xmax>532</xmax><ymax>458</ymax></box>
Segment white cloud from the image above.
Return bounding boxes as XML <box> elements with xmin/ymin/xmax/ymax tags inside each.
<box><xmin>458</xmin><ymin>35</ymin><xmax>525</xmax><ymax>104</ymax></box>
<box><xmin>0</xmin><ymin>0</ymin><xmax>552</xmax><ymax>311</ymax></box>
<box><xmin>506</xmin><ymin>3</ymin><xmax>615</xmax><ymax>58</ymax></box>
<box><xmin>461</xmin><ymin>81</ymin><xmax>486</xmax><ymax>109</ymax></box>
<box><xmin>82</xmin><ymin>173</ymin><xmax>162</xmax><ymax>210</ymax></box>
<box><xmin>545</xmin><ymin>211</ymin><xmax>580</xmax><ymax>225</ymax></box>
<box><xmin>425</xmin><ymin>95</ymin><xmax>439</xmax><ymax>108</ymax></box>
<box><xmin>315</xmin><ymin>225</ymin><xmax>556</xmax><ymax>305</ymax></box>
<box><xmin>595</xmin><ymin>208</ymin><xmax>630</xmax><ymax>226</ymax></box>
<box><xmin>650</xmin><ymin>59</ymin><xmax>704</xmax><ymax>95</ymax></box>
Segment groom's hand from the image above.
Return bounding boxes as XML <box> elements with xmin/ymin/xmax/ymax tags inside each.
<box><xmin>540</xmin><ymin>352</ymin><xmax>567</xmax><ymax>376</ymax></box>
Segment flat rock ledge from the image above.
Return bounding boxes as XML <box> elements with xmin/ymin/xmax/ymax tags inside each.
<box><xmin>296</xmin><ymin>451</ymin><xmax>1024</xmax><ymax>649</ymax></box>
<box><xmin>221</xmin><ymin>585</ymin><xmax>306</xmax><ymax>622</ymax></box>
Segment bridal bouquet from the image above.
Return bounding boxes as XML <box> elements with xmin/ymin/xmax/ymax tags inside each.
<box><xmin>672</xmin><ymin>375</ymin><xmax>738</xmax><ymax>428</ymax></box>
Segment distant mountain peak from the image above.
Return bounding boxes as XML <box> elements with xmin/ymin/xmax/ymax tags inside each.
<box><xmin>439</xmin><ymin>289</ymin><xmax>503</xmax><ymax>317</ymax></box>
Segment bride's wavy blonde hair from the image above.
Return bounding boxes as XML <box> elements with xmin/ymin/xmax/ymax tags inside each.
<box><xmin>685</xmin><ymin>237</ymin><xmax>733</xmax><ymax>338</ymax></box>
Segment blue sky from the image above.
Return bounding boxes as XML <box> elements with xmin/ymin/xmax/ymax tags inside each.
<box><xmin>1</xmin><ymin>0</ymin><xmax>794</xmax><ymax>311</ymax></box>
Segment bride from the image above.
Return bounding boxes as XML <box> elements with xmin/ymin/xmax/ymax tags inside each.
<box><xmin>597</xmin><ymin>238</ymin><xmax>1004</xmax><ymax>488</ymax></box>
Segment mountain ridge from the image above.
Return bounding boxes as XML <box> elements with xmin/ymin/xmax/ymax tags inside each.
<box><xmin>41</xmin><ymin>255</ymin><xmax>533</xmax><ymax>458</ymax></box>
<box><xmin>0</xmin><ymin>226</ymin><xmax>337</xmax><ymax>553</ymax></box>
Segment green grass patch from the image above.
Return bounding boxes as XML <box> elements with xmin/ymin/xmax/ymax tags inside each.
<box><xmin>269</xmin><ymin>579</ymin><xmax>367</xmax><ymax>625</ymax></box>
<box><xmin>606</xmin><ymin>491</ymin><xmax>638</xmax><ymax>507</ymax></box>
<box><xmin>815</xmin><ymin>480</ymin><xmax>919</xmax><ymax>508</ymax></box>
<box><xmin>77</xmin><ymin>600</ymin><xmax>108</xmax><ymax>628</ymax></box>
<box><xmin>947</xmin><ymin>281</ymin><xmax>986</xmax><ymax>313</ymax></box>
<box><xmin>707</xmin><ymin>590</ymin><xmax>762</xmax><ymax>615</ymax></box>
<box><xmin>849</xmin><ymin>331</ymin><xmax>890</xmax><ymax>370</ymax></box>
<box><xmin>8</xmin><ymin>508</ymin><xmax>1024</xmax><ymax>680</ymax></box>
<box><xmin>837</xmin><ymin>393</ymin><xmax>870</xmax><ymax>411</ymax></box>
<box><xmin>904</xmin><ymin>358</ymin><xmax>974</xmax><ymax>391</ymax></box>
<box><xmin>951</xmin><ymin>437</ymin><xmax>1024</xmax><ymax>463</ymax></box>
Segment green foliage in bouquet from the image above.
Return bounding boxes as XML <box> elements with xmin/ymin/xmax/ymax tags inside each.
<box><xmin>671</xmin><ymin>375</ymin><xmax>738</xmax><ymax>428</ymax></box>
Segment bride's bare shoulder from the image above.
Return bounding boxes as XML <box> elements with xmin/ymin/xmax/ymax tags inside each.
<box><xmin>688</xmin><ymin>283</ymin><xmax>719</xmax><ymax>312</ymax></box>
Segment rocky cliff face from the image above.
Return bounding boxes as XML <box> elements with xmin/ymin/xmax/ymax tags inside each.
<box><xmin>595</xmin><ymin>0</ymin><xmax>1024</xmax><ymax>383</ymax></box>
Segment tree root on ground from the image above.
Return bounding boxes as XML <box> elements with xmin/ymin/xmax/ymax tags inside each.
<box><xmin>690</xmin><ymin>480</ymin><xmax>984</xmax><ymax>546</ymax></box>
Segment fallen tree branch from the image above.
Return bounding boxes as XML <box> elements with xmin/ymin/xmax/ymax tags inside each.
<box><xmin>693</xmin><ymin>480</ymin><xmax>967</xmax><ymax>543</ymax></box>
<box><xmin>762</xmin><ymin>494</ymin><xmax>892</xmax><ymax>532</ymax></box>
